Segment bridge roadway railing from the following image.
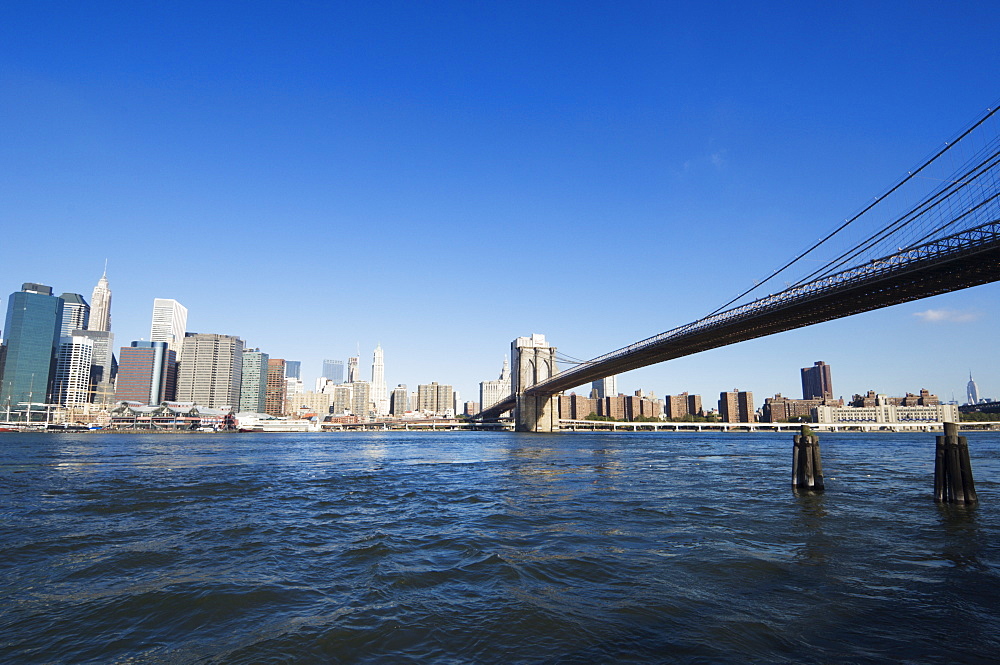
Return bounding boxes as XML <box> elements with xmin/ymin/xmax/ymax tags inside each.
<box><xmin>474</xmin><ymin>219</ymin><xmax>1000</xmax><ymax>420</ymax></box>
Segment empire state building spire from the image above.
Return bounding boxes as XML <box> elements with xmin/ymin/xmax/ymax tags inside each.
<box><xmin>967</xmin><ymin>372</ymin><xmax>980</xmax><ymax>405</ymax></box>
<box><xmin>371</xmin><ymin>344</ymin><xmax>389</xmax><ymax>416</ymax></box>
<box><xmin>89</xmin><ymin>262</ymin><xmax>112</xmax><ymax>332</ymax></box>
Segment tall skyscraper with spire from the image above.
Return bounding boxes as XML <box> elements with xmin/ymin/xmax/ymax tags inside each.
<box><xmin>89</xmin><ymin>265</ymin><xmax>112</xmax><ymax>332</ymax></box>
<box><xmin>967</xmin><ymin>373</ymin><xmax>981</xmax><ymax>405</ymax></box>
<box><xmin>81</xmin><ymin>267</ymin><xmax>115</xmax><ymax>404</ymax></box>
<box><xmin>371</xmin><ymin>344</ymin><xmax>389</xmax><ymax>416</ymax></box>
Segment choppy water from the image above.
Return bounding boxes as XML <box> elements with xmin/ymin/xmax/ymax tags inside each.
<box><xmin>1</xmin><ymin>430</ymin><xmax>998</xmax><ymax>664</ymax></box>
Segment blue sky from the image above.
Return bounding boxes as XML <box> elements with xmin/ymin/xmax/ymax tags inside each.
<box><xmin>2</xmin><ymin>1</ymin><xmax>998</xmax><ymax>405</ymax></box>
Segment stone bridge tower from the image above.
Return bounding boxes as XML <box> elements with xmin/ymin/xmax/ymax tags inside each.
<box><xmin>512</xmin><ymin>334</ymin><xmax>559</xmax><ymax>432</ymax></box>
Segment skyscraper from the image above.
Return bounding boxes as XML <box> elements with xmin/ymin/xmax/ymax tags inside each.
<box><xmin>390</xmin><ymin>384</ymin><xmax>409</xmax><ymax>415</ymax></box>
<box><xmin>284</xmin><ymin>360</ymin><xmax>301</xmax><ymax>380</ymax></box>
<box><xmin>240</xmin><ymin>349</ymin><xmax>270</xmax><ymax>412</ymax></box>
<box><xmin>371</xmin><ymin>344</ymin><xmax>388</xmax><ymax>416</ymax></box>
<box><xmin>0</xmin><ymin>284</ymin><xmax>63</xmax><ymax>419</ymax></box>
<box><xmin>89</xmin><ymin>267</ymin><xmax>112</xmax><ymax>332</ymax></box>
<box><xmin>175</xmin><ymin>333</ymin><xmax>244</xmax><ymax>408</ymax></box>
<box><xmin>58</xmin><ymin>293</ymin><xmax>90</xmax><ymax>337</ymax></box>
<box><xmin>266</xmin><ymin>359</ymin><xmax>287</xmax><ymax>416</ymax></box>
<box><xmin>967</xmin><ymin>373</ymin><xmax>981</xmax><ymax>405</ymax></box>
<box><xmin>417</xmin><ymin>382</ymin><xmax>454</xmax><ymax>416</ymax></box>
<box><xmin>53</xmin><ymin>334</ymin><xmax>94</xmax><ymax>406</ymax></box>
<box><xmin>322</xmin><ymin>359</ymin><xmax>344</xmax><ymax>383</ymax></box>
<box><xmin>801</xmin><ymin>361</ymin><xmax>833</xmax><ymax>400</ymax></box>
<box><xmin>115</xmin><ymin>341</ymin><xmax>176</xmax><ymax>405</ymax></box>
<box><xmin>480</xmin><ymin>357</ymin><xmax>512</xmax><ymax>412</ymax></box>
<box><xmin>346</xmin><ymin>356</ymin><xmax>359</xmax><ymax>383</ymax></box>
<box><xmin>592</xmin><ymin>375</ymin><xmax>618</xmax><ymax>399</ymax></box>
<box><xmin>718</xmin><ymin>389</ymin><xmax>754</xmax><ymax>423</ymax></box>
<box><xmin>76</xmin><ymin>329</ymin><xmax>116</xmax><ymax>404</ymax></box>
<box><xmin>150</xmin><ymin>299</ymin><xmax>188</xmax><ymax>354</ymax></box>
<box><xmin>331</xmin><ymin>384</ymin><xmax>352</xmax><ymax>415</ymax></box>
<box><xmin>351</xmin><ymin>380</ymin><xmax>371</xmax><ymax>419</ymax></box>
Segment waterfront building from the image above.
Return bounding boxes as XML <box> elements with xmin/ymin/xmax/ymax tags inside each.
<box><xmin>285</xmin><ymin>360</ymin><xmax>301</xmax><ymax>380</ymax></box>
<box><xmin>390</xmin><ymin>384</ymin><xmax>409</xmax><ymax>416</ymax></box>
<box><xmin>109</xmin><ymin>402</ymin><xmax>235</xmax><ymax>431</ymax></box>
<box><xmin>53</xmin><ymin>335</ymin><xmax>94</xmax><ymax>406</ymax></box>
<box><xmin>479</xmin><ymin>357</ymin><xmax>512</xmax><ymax>412</ymax></box>
<box><xmin>149</xmin><ymin>299</ymin><xmax>188</xmax><ymax>354</ymax></box>
<box><xmin>814</xmin><ymin>402</ymin><xmax>959</xmax><ymax>424</ymax></box>
<box><xmin>265</xmin><ymin>359</ymin><xmax>287</xmax><ymax>416</ymax></box>
<box><xmin>597</xmin><ymin>395</ymin><xmax>625</xmax><ymax>419</ymax></box>
<box><xmin>967</xmin><ymin>373</ymin><xmax>981</xmax><ymax>405</ymax></box>
<box><xmin>849</xmin><ymin>389</ymin><xmax>940</xmax><ymax>407</ymax></box>
<box><xmin>801</xmin><ymin>361</ymin><xmax>834</xmax><ymax>400</ymax></box>
<box><xmin>417</xmin><ymin>382</ymin><xmax>454</xmax><ymax>416</ymax></box>
<box><xmin>591</xmin><ymin>375</ymin><xmax>618</xmax><ymax>400</ymax></box>
<box><xmin>331</xmin><ymin>384</ymin><xmax>353</xmax><ymax>415</ymax></box>
<box><xmin>719</xmin><ymin>389</ymin><xmax>754</xmax><ymax>423</ymax></box>
<box><xmin>285</xmin><ymin>377</ymin><xmax>303</xmax><ymax>398</ymax></box>
<box><xmin>464</xmin><ymin>401</ymin><xmax>480</xmax><ymax>416</ymax></box>
<box><xmin>558</xmin><ymin>392</ymin><xmax>598</xmax><ymax>420</ymax></box>
<box><xmin>371</xmin><ymin>344</ymin><xmax>388</xmax><ymax>416</ymax></box>
<box><xmin>665</xmin><ymin>392</ymin><xmax>703</xmax><ymax>419</ymax></box>
<box><xmin>351</xmin><ymin>381</ymin><xmax>371</xmax><ymax>419</ymax></box>
<box><xmin>176</xmin><ymin>333</ymin><xmax>244</xmax><ymax>409</ymax></box>
<box><xmin>323</xmin><ymin>359</ymin><xmax>344</xmax><ymax>384</ymax></box>
<box><xmin>239</xmin><ymin>349</ymin><xmax>269</xmax><ymax>413</ymax></box>
<box><xmin>346</xmin><ymin>356</ymin><xmax>359</xmax><ymax>383</ymax></box>
<box><xmin>762</xmin><ymin>393</ymin><xmax>843</xmax><ymax>423</ymax></box>
<box><xmin>58</xmin><ymin>293</ymin><xmax>90</xmax><ymax>337</ymax></box>
<box><xmin>114</xmin><ymin>341</ymin><xmax>176</xmax><ymax>405</ymax></box>
<box><xmin>0</xmin><ymin>283</ymin><xmax>63</xmax><ymax>418</ymax></box>
<box><xmin>592</xmin><ymin>392</ymin><xmax>662</xmax><ymax>421</ymax></box>
<box><xmin>75</xmin><ymin>329</ymin><xmax>116</xmax><ymax>404</ymax></box>
<box><xmin>89</xmin><ymin>268</ymin><xmax>112</xmax><ymax>332</ymax></box>
<box><xmin>287</xmin><ymin>390</ymin><xmax>332</xmax><ymax>417</ymax></box>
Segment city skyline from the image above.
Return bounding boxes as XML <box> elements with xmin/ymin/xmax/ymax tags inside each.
<box><xmin>0</xmin><ymin>274</ymin><xmax>993</xmax><ymax>412</ymax></box>
<box><xmin>1</xmin><ymin>4</ymin><xmax>998</xmax><ymax>403</ymax></box>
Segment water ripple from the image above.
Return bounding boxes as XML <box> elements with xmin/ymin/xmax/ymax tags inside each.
<box><xmin>1</xmin><ymin>431</ymin><xmax>998</xmax><ymax>663</ymax></box>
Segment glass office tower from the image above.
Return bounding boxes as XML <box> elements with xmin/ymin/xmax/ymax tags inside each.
<box><xmin>1</xmin><ymin>284</ymin><xmax>64</xmax><ymax>420</ymax></box>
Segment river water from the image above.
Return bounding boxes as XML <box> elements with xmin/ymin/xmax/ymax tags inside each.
<box><xmin>1</xmin><ymin>430</ymin><xmax>998</xmax><ymax>664</ymax></box>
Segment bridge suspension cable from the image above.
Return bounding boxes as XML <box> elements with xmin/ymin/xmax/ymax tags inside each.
<box><xmin>704</xmin><ymin>103</ymin><xmax>1000</xmax><ymax>317</ymax></box>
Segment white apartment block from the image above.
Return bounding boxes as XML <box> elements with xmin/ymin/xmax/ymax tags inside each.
<box><xmin>813</xmin><ymin>403</ymin><xmax>960</xmax><ymax>424</ymax></box>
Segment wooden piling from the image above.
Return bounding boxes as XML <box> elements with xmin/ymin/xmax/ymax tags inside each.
<box><xmin>934</xmin><ymin>422</ymin><xmax>978</xmax><ymax>505</ymax></box>
<box><xmin>793</xmin><ymin>424</ymin><xmax>824</xmax><ymax>491</ymax></box>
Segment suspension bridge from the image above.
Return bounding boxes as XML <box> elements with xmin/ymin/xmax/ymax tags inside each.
<box><xmin>475</xmin><ymin>105</ymin><xmax>1000</xmax><ymax>430</ymax></box>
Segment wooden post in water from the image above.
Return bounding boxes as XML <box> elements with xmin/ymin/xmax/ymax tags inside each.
<box><xmin>792</xmin><ymin>424</ymin><xmax>824</xmax><ymax>491</ymax></box>
<box><xmin>934</xmin><ymin>422</ymin><xmax>978</xmax><ymax>505</ymax></box>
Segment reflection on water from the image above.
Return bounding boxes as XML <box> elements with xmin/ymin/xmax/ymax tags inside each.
<box><xmin>0</xmin><ymin>430</ymin><xmax>998</xmax><ymax>664</ymax></box>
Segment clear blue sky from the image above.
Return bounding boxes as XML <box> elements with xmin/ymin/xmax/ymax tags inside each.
<box><xmin>2</xmin><ymin>1</ymin><xmax>998</xmax><ymax>405</ymax></box>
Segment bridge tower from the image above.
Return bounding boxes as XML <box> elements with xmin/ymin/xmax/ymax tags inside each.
<box><xmin>512</xmin><ymin>334</ymin><xmax>559</xmax><ymax>432</ymax></box>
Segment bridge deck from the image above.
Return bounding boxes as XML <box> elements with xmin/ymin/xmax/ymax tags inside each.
<box><xmin>476</xmin><ymin>220</ymin><xmax>1000</xmax><ymax>420</ymax></box>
